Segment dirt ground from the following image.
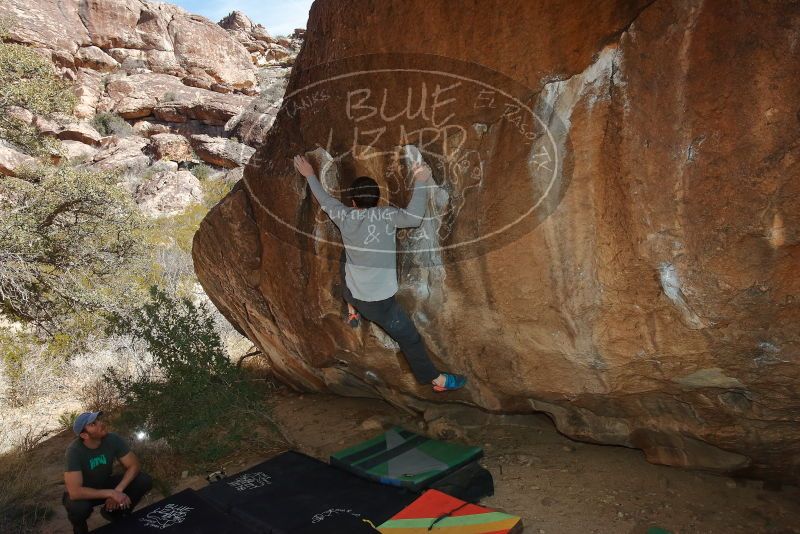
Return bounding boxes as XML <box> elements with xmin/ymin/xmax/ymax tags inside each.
<box><xmin>34</xmin><ymin>388</ymin><xmax>800</xmax><ymax>533</ymax></box>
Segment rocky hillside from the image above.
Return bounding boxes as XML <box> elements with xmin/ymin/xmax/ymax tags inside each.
<box><xmin>0</xmin><ymin>0</ymin><xmax>302</xmax><ymax>211</ymax></box>
<box><xmin>0</xmin><ymin>0</ymin><xmax>302</xmax><ymax>454</ymax></box>
<box><xmin>193</xmin><ymin>0</ymin><xmax>800</xmax><ymax>483</ymax></box>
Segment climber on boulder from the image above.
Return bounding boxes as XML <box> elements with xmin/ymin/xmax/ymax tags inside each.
<box><xmin>293</xmin><ymin>153</ymin><xmax>466</xmax><ymax>392</ymax></box>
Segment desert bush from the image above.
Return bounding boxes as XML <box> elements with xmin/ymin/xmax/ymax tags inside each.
<box><xmin>201</xmin><ymin>177</ymin><xmax>233</xmax><ymax>209</ymax></box>
<box><xmin>0</xmin><ymin>329</ymin><xmax>68</xmax><ymax>408</ymax></box>
<box><xmin>0</xmin><ymin>449</ymin><xmax>53</xmax><ymax>534</ymax></box>
<box><xmin>58</xmin><ymin>411</ymin><xmax>79</xmax><ymax>432</ymax></box>
<box><xmin>80</xmin><ymin>376</ymin><xmax>122</xmax><ymax>413</ymax></box>
<box><xmin>105</xmin><ymin>287</ymin><xmax>267</xmax><ymax>465</ymax></box>
<box><xmin>153</xmin><ymin>246</ymin><xmax>195</xmax><ymax>297</ymax></box>
<box><xmin>91</xmin><ymin>112</ymin><xmax>132</xmax><ymax>137</ymax></box>
<box><xmin>0</xmin><ymin>164</ymin><xmax>151</xmax><ymax>330</ymax></box>
<box><xmin>190</xmin><ymin>162</ymin><xmax>213</xmax><ymax>181</ymax></box>
<box><xmin>0</xmin><ymin>35</ymin><xmax>75</xmax><ymax>156</ymax></box>
<box><xmin>15</xmin><ymin>426</ymin><xmax>52</xmax><ymax>453</ymax></box>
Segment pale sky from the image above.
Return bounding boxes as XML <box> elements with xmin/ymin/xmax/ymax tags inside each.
<box><xmin>167</xmin><ymin>0</ymin><xmax>315</xmax><ymax>37</ymax></box>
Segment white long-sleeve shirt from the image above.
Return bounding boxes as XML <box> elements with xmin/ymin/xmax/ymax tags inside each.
<box><xmin>306</xmin><ymin>174</ymin><xmax>431</xmax><ymax>301</ymax></box>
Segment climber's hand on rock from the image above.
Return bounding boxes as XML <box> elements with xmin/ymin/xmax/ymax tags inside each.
<box><xmin>293</xmin><ymin>155</ymin><xmax>315</xmax><ymax>178</ymax></box>
<box><xmin>411</xmin><ymin>162</ymin><xmax>431</xmax><ymax>183</ymax></box>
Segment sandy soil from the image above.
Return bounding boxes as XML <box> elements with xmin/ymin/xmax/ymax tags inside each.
<box><xmin>33</xmin><ymin>388</ymin><xmax>800</xmax><ymax>533</ymax></box>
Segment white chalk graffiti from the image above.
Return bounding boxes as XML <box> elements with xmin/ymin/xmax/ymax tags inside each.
<box><xmin>139</xmin><ymin>504</ymin><xmax>193</xmax><ymax>529</ymax></box>
<box><xmin>227</xmin><ymin>472</ymin><xmax>272</xmax><ymax>491</ymax></box>
<box><xmin>311</xmin><ymin>508</ymin><xmax>362</xmax><ymax>524</ymax></box>
<box><xmin>239</xmin><ymin>53</ymin><xmax>570</xmax><ymax>264</ymax></box>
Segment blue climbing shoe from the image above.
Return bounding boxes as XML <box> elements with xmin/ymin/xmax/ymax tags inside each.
<box><xmin>433</xmin><ymin>373</ymin><xmax>467</xmax><ymax>392</ymax></box>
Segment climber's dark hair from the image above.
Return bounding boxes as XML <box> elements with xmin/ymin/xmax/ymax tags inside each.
<box><xmin>349</xmin><ymin>176</ymin><xmax>380</xmax><ymax>208</ymax></box>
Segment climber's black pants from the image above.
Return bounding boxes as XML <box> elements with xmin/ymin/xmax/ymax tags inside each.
<box><xmin>342</xmin><ymin>283</ymin><xmax>440</xmax><ymax>385</ymax></box>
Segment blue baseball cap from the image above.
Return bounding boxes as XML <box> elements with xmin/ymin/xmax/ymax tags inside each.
<box><xmin>73</xmin><ymin>411</ymin><xmax>102</xmax><ymax>436</ymax></box>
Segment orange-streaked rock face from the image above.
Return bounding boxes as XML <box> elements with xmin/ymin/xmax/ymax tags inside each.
<box><xmin>193</xmin><ymin>0</ymin><xmax>800</xmax><ymax>482</ymax></box>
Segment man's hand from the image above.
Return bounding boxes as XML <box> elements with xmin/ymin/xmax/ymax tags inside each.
<box><xmin>108</xmin><ymin>490</ymin><xmax>131</xmax><ymax>509</ymax></box>
<box><xmin>293</xmin><ymin>155</ymin><xmax>315</xmax><ymax>178</ymax></box>
<box><xmin>411</xmin><ymin>162</ymin><xmax>432</xmax><ymax>183</ymax></box>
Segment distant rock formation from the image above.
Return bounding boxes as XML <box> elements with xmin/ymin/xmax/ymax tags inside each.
<box><xmin>221</xmin><ymin>10</ymin><xmax>298</xmax><ymax>65</ymax></box>
<box><xmin>193</xmin><ymin>0</ymin><xmax>800</xmax><ymax>483</ymax></box>
<box><xmin>0</xmin><ymin>0</ymin><xmax>302</xmax><ymax>215</ymax></box>
<box><xmin>4</xmin><ymin>0</ymin><xmax>257</xmax><ymax>93</ymax></box>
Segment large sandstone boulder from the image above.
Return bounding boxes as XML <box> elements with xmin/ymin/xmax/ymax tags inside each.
<box><xmin>56</xmin><ymin>122</ymin><xmax>103</xmax><ymax>146</ymax></box>
<box><xmin>60</xmin><ymin>140</ymin><xmax>98</xmax><ymax>162</ymax></box>
<box><xmin>219</xmin><ymin>11</ymin><xmax>273</xmax><ymax>52</ymax></box>
<box><xmin>149</xmin><ymin>133</ymin><xmax>194</xmax><ymax>162</ymax></box>
<box><xmin>75</xmin><ymin>46</ymin><xmax>119</xmax><ymax>72</ymax></box>
<box><xmin>73</xmin><ymin>69</ymin><xmax>106</xmax><ymax>118</ymax></box>
<box><xmin>219</xmin><ymin>11</ymin><xmax>255</xmax><ymax>33</ymax></box>
<box><xmin>0</xmin><ymin>0</ymin><xmax>88</xmax><ymax>54</ymax></box>
<box><xmin>136</xmin><ymin>169</ymin><xmax>203</xmax><ymax>217</ymax></box>
<box><xmin>91</xmin><ymin>136</ymin><xmax>150</xmax><ymax>171</ymax></box>
<box><xmin>193</xmin><ymin>0</ymin><xmax>800</xmax><ymax>483</ymax></box>
<box><xmin>189</xmin><ymin>135</ymin><xmax>255</xmax><ymax>169</ymax></box>
<box><xmin>106</xmin><ymin>73</ymin><xmax>251</xmax><ymax>125</ymax></box>
<box><xmin>0</xmin><ymin>141</ymin><xmax>36</xmax><ymax>176</ymax></box>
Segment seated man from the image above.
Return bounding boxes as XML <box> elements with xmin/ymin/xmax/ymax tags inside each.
<box><xmin>62</xmin><ymin>411</ymin><xmax>152</xmax><ymax>534</ymax></box>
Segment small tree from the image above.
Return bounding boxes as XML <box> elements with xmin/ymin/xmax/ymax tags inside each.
<box><xmin>0</xmin><ymin>165</ymin><xmax>150</xmax><ymax>331</ymax></box>
<box><xmin>106</xmin><ymin>288</ymin><xmax>263</xmax><ymax>463</ymax></box>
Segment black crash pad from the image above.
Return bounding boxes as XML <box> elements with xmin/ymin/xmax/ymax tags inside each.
<box><xmin>198</xmin><ymin>451</ymin><xmax>416</xmax><ymax>533</ymax></box>
<box><xmin>92</xmin><ymin>488</ymin><xmax>255</xmax><ymax>533</ymax></box>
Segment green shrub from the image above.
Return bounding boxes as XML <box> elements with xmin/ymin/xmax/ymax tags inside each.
<box><xmin>58</xmin><ymin>411</ymin><xmax>79</xmax><ymax>433</ymax></box>
<box><xmin>201</xmin><ymin>178</ymin><xmax>233</xmax><ymax>209</ymax></box>
<box><xmin>190</xmin><ymin>163</ymin><xmax>213</xmax><ymax>181</ymax></box>
<box><xmin>0</xmin><ymin>164</ymin><xmax>151</xmax><ymax>330</ymax></box>
<box><xmin>91</xmin><ymin>112</ymin><xmax>132</xmax><ymax>137</ymax></box>
<box><xmin>105</xmin><ymin>287</ymin><xmax>265</xmax><ymax>465</ymax></box>
<box><xmin>0</xmin><ymin>38</ymin><xmax>75</xmax><ymax>156</ymax></box>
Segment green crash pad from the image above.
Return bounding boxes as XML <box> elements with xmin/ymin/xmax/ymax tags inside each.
<box><xmin>330</xmin><ymin>427</ymin><xmax>483</xmax><ymax>490</ymax></box>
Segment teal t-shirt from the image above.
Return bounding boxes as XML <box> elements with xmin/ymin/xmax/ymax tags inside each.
<box><xmin>65</xmin><ymin>432</ymin><xmax>130</xmax><ymax>489</ymax></box>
